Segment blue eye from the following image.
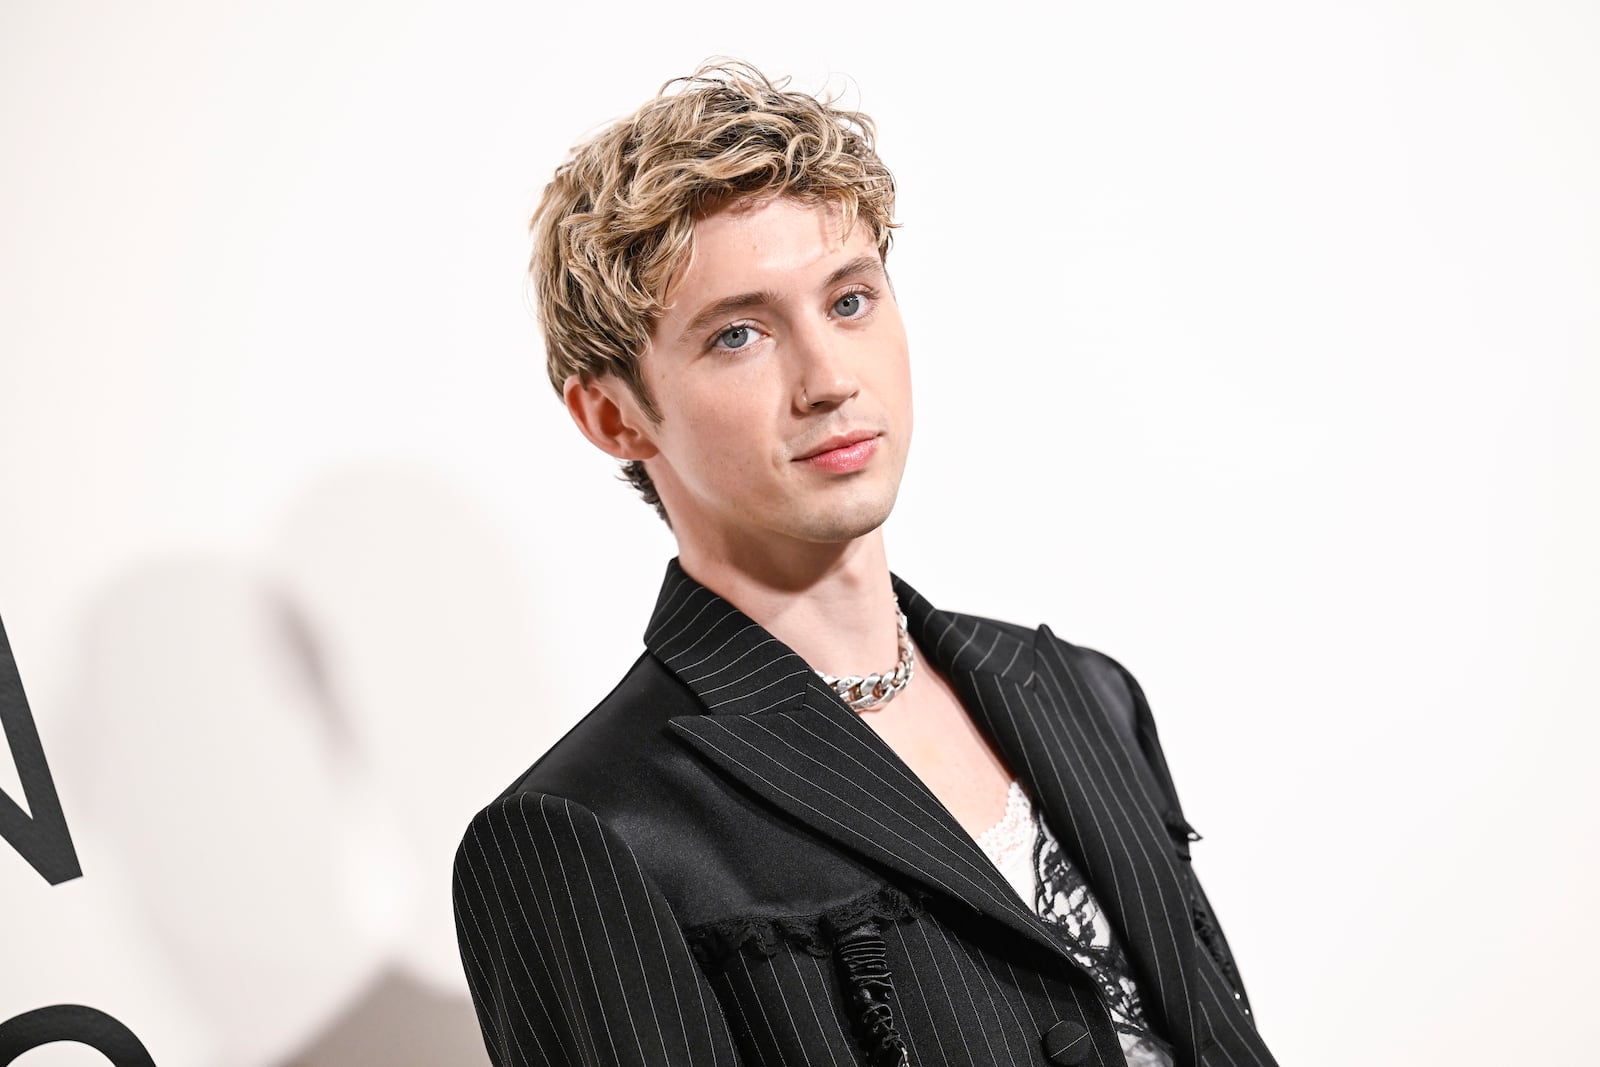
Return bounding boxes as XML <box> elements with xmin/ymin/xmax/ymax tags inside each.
<box><xmin>716</xmin><ymin>325</ymin><xmax>753</xmax><ymax>350</ymax></box>
<box><xmin>834</xmin><ymin>293</ymin><xmax>865</xmax><ymax>317</ymax></box>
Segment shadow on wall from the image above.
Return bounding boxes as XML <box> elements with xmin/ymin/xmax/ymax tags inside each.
<box><xmin>48</xmin><ymin>463</ymin><xmax>544</xmax><ymax>1066</ymax></box>
<box><xmin>281</xmin><ymin>967</ymin><xmax>484</xmax><ymax>1067</ymax></box>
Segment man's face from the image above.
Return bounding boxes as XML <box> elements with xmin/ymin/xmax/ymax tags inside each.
<box><xmin>636</xmin><ymin>196</ymin><xmax>913</xmax><ymax>551</ymax></box>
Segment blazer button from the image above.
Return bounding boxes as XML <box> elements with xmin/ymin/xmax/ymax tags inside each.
<box><xmin>1040</xmin><ymin>1019</ymin><xmax>1094</xmax><ymax>1066</ymax></box>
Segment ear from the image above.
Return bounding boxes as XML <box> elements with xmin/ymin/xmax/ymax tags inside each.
<box><xmin>563</xmin><ymin>373</ymin><xmax>660</xmax><ymax>462</ymax></box>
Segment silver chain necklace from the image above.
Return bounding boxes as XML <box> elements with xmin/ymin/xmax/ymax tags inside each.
<box><xmin>814</xmin><ymin>598</ymin><xmax>916</xmax><ymax>712</ymax></box>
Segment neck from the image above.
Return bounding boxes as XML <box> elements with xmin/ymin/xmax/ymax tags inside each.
<box><xmin>676</xmin><ymin>530</ymin><xmax>901</xmax><ymax>680</ymax></box>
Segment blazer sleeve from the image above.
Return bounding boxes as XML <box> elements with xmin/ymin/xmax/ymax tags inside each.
<box><xmin>1105</xmin><ymin>652</ymin><xmax>1259</xmax><ymax>1015</ymax></box>
<box><xmin>452</xmin><ymin>790</ymin><xmax>746</xmax><ymax>1067</ymax></box>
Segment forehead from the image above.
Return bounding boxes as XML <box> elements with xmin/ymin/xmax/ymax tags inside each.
<box><xmin>667</xmin><ymin>197</ymin><xmax>876</xmax><ymax>304</ymax></box>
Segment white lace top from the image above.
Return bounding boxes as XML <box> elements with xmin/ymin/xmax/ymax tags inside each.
<box><xmin>974</xmin><ymin>780</ymin><xmax>1175</xmax><ymax>1067</ymax></box>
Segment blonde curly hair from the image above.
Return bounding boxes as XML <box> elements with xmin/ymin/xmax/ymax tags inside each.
<box><xmin>528</xmin><ymin>59</ymin><xmax>899</xmax><ymax>521</ymax></box>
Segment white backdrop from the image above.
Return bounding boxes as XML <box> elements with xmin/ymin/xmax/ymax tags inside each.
<box><xmin>2</xmin><ymin>2</ymin><xmax>1597</xmax><ymax>1065</ymax></box>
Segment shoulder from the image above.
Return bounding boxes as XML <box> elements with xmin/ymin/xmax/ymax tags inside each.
<box><xmin>1033</xmin><ymin>627</ymin><xmax>1148</xmax><ymax>743</ymax></box>
<box><xmin>454</xmin><ymin>648</ymin><xmax>891</xmax><ymax>926</ymax></box>
<box><xmin>1030</xmin><ymin>623</ymin><xmax>1191</xmax><ymax>817</ymax></box>
<box><xmin>494</xmin><ymin>650</ymin><xmax>701</xmax><ymax>803</ymax></box>
<box><xmin>458</xmin><ymin>651</ymin><xmax>717</xmax><ymax>852</ymax></box>
<box><xmin>1029</xmin><ymin>621</ymin><xmax>1139</xmax><ymax>685</ymax></box>
<box><xmin>944</xmin><ymin>606</ymin><xmax>1148</xmax><ymax>738</ymax></box>
<box><xmin>453</xmin><ymin>652</ymin><xmax>715</xmax><ymax>903</ymax></box>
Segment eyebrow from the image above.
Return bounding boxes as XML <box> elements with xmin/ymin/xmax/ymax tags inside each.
<box><xmin>674</xmin><ymin>254</ymin><xmax>887</xmax><ymax>345</ymax></box>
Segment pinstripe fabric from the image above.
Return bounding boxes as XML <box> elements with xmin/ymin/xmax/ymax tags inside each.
<box><xmin>454</xmin><ymin>791</ymin><xmax>743</xmax><ymax>1066</ymax></box>
<box><xmin>453</xmin><ymin>560</ymin><xmax>1279</xmax><ymax>1067</ymax></box>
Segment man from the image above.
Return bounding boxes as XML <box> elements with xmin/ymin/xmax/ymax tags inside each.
<box><xmin>453</xmin><ymin>61</ymin><xmax>1278</xmax><ymax>1067</ymax></box>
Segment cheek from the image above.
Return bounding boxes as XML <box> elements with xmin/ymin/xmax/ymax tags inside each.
<box><xmin>664</xmin><ymin>383</ymin><xmax>778</xmax><ymax>477</ymax></box>
<box><xmin>869</xmin><ymin>310</ymin><xmax>913</xmax><ymax>386</ymax></box>
<box><xmin>872</xmin><ymin>335</ymin><xmax>914</xmax><ymax>405</ymax></box>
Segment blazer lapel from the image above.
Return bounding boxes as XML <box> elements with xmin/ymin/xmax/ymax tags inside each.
<box><xmin>647</xmin><ymin>560</ymin><xmax>1072</xmax><ymax>966</ymax></box>
<box><xmin>892</xmin><ymin>578</ymin><xmax>1204</xmax><ymax>1067</ymax></box>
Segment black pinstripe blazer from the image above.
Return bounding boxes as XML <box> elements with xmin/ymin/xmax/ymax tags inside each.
<box><xmin>453</xmin><ymin>560</ymin><xmax>1279</xmax><ymax>1067</ymax></box>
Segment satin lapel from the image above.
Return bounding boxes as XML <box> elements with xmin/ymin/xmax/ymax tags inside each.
<box><xmin>646</xmin><ymin>560</ymin><xmax>1075</xmax><ymax>965</ymax></box>
<box><xmin>897</xmin><ymin>573</ymin><xmax>1203</xmax><ymax>1067</ymax></box>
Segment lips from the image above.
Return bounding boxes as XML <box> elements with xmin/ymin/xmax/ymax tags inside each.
<box><xmin>793</xmin><ymin>430</ymin><xmax>880</xmax><ymax>462</ymax></box>
<box><xmin>794</xmin><ymin>431</ymin><xmax>881</xmax><ymax>474</ymax></box>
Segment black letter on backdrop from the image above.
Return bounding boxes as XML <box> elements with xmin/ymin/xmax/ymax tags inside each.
<box><xmin>0</xmin><ymin>624</ymin><xmax>153</xmax><ymax>1060</ymax></box>
<box><xmin>0</xmin><ymin>1005</ymin><xmax>157</xmax><ymax>1066</ymax></box>
<box><xmin>0</xmin><ymin>612</ymin><xmax>82</xmax><ymax>884</ymax></box>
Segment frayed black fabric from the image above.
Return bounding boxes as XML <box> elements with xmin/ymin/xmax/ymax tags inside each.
<box><xmin>1163</xmin><ymin>809</ymin><xmax>1203</xmax><ymax>860</ymax></box>
<box><xmin>1190</xmin><ymin>894</ymin><xmax>1245</xmax><ymax>996</ymax></box>
<box><xmin>684</xmin><ymin>884</ymin><xmax>918</xmax><ymax>1065</ymax></box>
<box><xmin>682</xmin><ymin>883</ymin><xmax>924</xmax><ymax>972</ymax></box>
<box><xmin>832</xmin><ymin>918</ymin><xmax>910</xmax><ymax>1067</ymax></box>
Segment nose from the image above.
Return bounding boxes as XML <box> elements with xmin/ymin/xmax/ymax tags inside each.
<box><xmin>791</xmin><ymin>321</ymin><xmax>860</xmax><ymax>412</ymax></box>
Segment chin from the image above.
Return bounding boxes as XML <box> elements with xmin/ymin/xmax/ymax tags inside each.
<box><xmin>788</xmin><ymin>489</ymin><xmax>899</xmax><ymax>544</ymax></box>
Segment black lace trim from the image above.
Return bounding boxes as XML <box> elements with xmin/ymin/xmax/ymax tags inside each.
<box><xmin>683</xmin><ymin>883</ymin><xmax>924</xmax><ymax>973</ymax></box>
